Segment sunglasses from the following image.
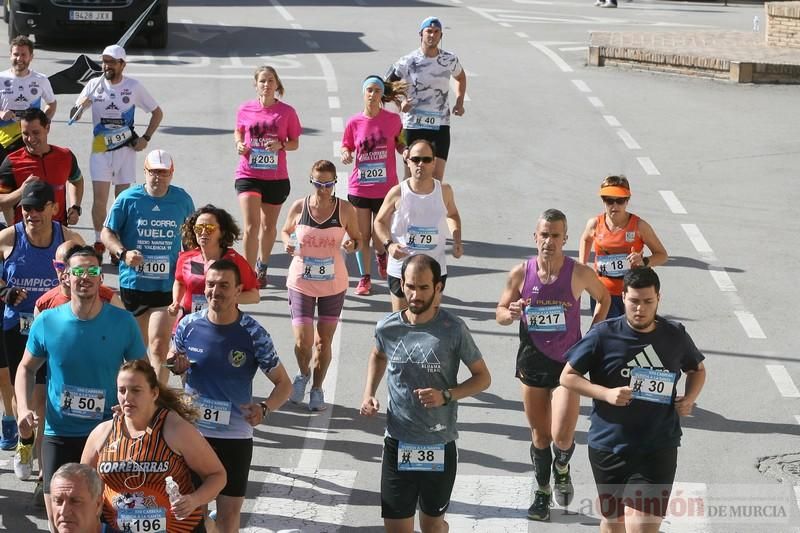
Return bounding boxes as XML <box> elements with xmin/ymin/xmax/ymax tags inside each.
<box><xmin>69</xmin><ymin>266</ymin><xmax>102</xmax><ymax>277</ymax></box>
<box><xmin>52</xmin><ymin>260</ymin><xmax>66</xmax><ymax>272</ymax></box>
<box><xmin>21</xmin><ymin>202</ymin><xmax>52</xmax><ymax>212</ymax></box>
<box><xmin>408</xmin><ymin>156</ymin><xmax>434</xmax><ymax>164</ymax></box>
<box><xmin>310</xmin><ymin>179</ymin><xmax>336</xmax><ymax>189</ymax></box>
<box><xmin>193</xmin><ymin>223</ymin><xmax>218</xmax><ymax>234</ymax></box>
<box><xmin>602</xmin><ymin>197</ymin><xmax>628</xmax><ymax>205</ymax></box>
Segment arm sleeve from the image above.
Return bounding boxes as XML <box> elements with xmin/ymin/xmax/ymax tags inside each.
<box><xmin>174</xmin><ymin>253</ymin><xmax>187</xmax><ymax>284</ymax></box>
<box><xmin>25</xmin><ymin>311</ymin><xmax>48</xmax><ymax>358</ymax></box>
<box><xmin>566</xmin><ymin>328</ymin><xmax>602</xmax><ymax>375</ymax></box>
<box><xmin>41</xmin><ymin>78</ymin><xmax>56</xmax><ymax>104</ymax></box>
<box><xmin>103</xmin><ymin>195</ymin><xmax>126</xmax><ymax>232</ymax></box>
<box><xmin>68</xmin><ymin>152</ymin><xmax>82</xmax><ymax>183</ymax></box>
<box><xmin>124</xmin><ymin>313</ymin><xmax>147</xmax><ymax>361</ymax></box>
<box><xmin>450</xmin><ymin>55</ymin><xmax>464</xmax><ymax>77</ymax></box>
<box><xmin>679</xmin><ymin>325</ymin><xmax>705</xmax><ymax>371</ymax></box>
<box><xmin>456</xmin><ymin>320</ymin><xmax>483</xmax><ymax>366</ymax></box>
<box><xmin>231</xmin><ymin>252</ymin><xmax>258</xmax><ymax>291</ymax></box>
<box><xmin>172</xmin><ymin>319</ymin><xmax>187</xmax><ymax>353</ymax></box>
<box><xmin>341</xmin><ymin>119</ymin><xmax>355</xmax><ymax>150</ymax></box>
<box><xmin>286</xmin><ymin>107</ymin><xmax>302</xmax><ymax>140</ymax></box>
<box><xmin>0</xmin><ymin>157</ymin><xmax>16</xmax><ymax>193</ymax></box>
<box><xmin>132</xmin><ymin>80</ymin><xmax>159</xmax><ymax>113</ymax></box>
<box><xmin>245</xmin><ymin>317</ymin><xmax>279</xmax><ymax>374</ymax></box>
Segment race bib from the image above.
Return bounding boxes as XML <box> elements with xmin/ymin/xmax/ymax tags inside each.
<box><xmin>195</xmin><ymin>396</ymin><xmax>232</xmax><ymax>431</ymax></box>
<box><xmin>302</xmin><ymin>257</ymin><xmax>335</xmax><ymax>281</ymax></box>
<box><xmin>630</xmin><ymin>367</ymin><xmax>676</xmax><ymax>405</ymax></box>
<box><xmin>191</xmin><ymin>294</ymin><xmax>208</xmax><ymax>314</ymax></box>
<box><xmin>118</xmin><ymin>508</ymin><xmax>167</xmax><ymax>533</ymax></box>
<box><xmin>103</xmin><ymin>126</ymin><xmax>133</xmax><ymax>150</ymax></box>
<box><xmin>135</xmin><ymin>256</ymin><xmax>170</xmax><ymax>280</ymax></box>
<box><xmin>526</xmin><ymin>304</ymin><xmax>566</xmax><ymax>332</ymax></box>
<box><xmin>597</xmin><ymin>253</ymin><xmax>630</xmax><ymax>278</ymax></box>
<box><xmin>411</xmin><ymin>110</ymin><xmax>442</xmax><ymax>130</ymax></box>
<box><xmin>397</xmin><ymin>442</ymin><xmax>445</xmax><ymax>472</ymax></box>
<box><xmin>406</xmin><ymin>225</ymin><xmax>439</xmax><ymax>251</ymax></box>
<box><xmin>358</xmin><ymin>162</ymin><xmax>387</xmax><ymax>184</ymax></box>
<box><xmin>19</xmin><ymin>312</ymin><xmax>34</xmax><ymax>336</ymax></box>
<box><xmin>60</xmin><ymin>385</ymin><xmax>106</xmax><ymax>420</ymax></box>
<box><xmin>248</xmin><ymin>148</ymin><xmax>278</xmax><ymax>170</ymax></box>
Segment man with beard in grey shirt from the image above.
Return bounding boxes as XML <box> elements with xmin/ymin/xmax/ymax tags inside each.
<box><xmin>361</xmin><ymin>253</ymin><xmax>491</xmax><ymax>533</ymax></box>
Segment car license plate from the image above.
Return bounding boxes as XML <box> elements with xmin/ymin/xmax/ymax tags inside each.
<box><xmin>69</xmin><ymin>10</ymin><xmax>112</xmax><ymax>21</ymax></box>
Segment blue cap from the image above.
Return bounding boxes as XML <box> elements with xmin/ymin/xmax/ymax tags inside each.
<box><xmin>419</xmin><ymin>16</ymin><xmax>442</xmax><ymax>33</ymax></box>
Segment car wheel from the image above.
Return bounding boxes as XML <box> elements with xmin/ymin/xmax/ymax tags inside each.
<box><xmin>3</xmin><ymin>1</ymin><xmax>8</xmax><ymax>24</ymax></box>
<box><xmin>147</xmin><ymin>23</ymin><xmax>168</xmax><ymax>49</ymax></box>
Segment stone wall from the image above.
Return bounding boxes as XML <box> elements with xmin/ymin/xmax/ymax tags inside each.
<box><xmin>766</xmin><ymin>1</ymin><xmax>800</xmax><ymax>48</ymax></box>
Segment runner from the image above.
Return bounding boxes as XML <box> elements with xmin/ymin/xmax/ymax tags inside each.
<box><xmin>579</xmin><ymin>175</ymin><xmax>668</xmax><ymax>318</ymax></box>
<box><xmin>234</xmin><ymin>65</ymin><xmax>302</xmax><ymax>287</ymax></box>
<box><xmin>50</xmin><ymin>463</ymin><xmax>124</xmax><ymax>533</ymax></box>
<box><xmin>373</xmin><ymin>139</ymin><xmax>463</xmax><ymax>311</ymax></box>
<box><xmin>81</xmin><ymin>359</ymin><xmax>227</xmax><ymax>533</ymax></box>
<box><xmin>70</xmin><ymin>44</ymin><xmax>163</xmax><ymax>262</ymax></box>
<box><xmin>360</xmin><ymin>254</ymin><xmax>491</xmax><ymax>533</ymax></box>
<box><xmin>0</xmin><ymin>108</ymin><xmax>84</xmax><ymax>227</ymax></box>
<box><xmin>102</xmin><ymin>149</ymin><xmax>194</xmax><ymax>384</ymax></box>
<box><xmin>341</xmin><ymin>75</ymin><xmax>406</xmax><ymax>295</ymax></box>
<box><xmin>167</xmin><ymin>259</ymin><xmax>292</xmax><ymax>533</ymax></box>
<box><xmin>280</xmin><ymin>160</ymin><xmax>361</xmax><ymax>411</ymax></box>
<box><xmin>14</xmin><ymin>244</ymin><xmax>146</xmax><ymax>526</ymax></box>
<box><xmin>169</xmin><ymin>204</ymin><xmax>259</xmax><ymax>325</ymax></box>
<box><xmin>561</xmin><ymin>267</ymin><xmax>706</xmax><ymax>532</ymax></box>
<box><xmin>385</xmin><ymin>16</ymin><xmax>467</xmax><ymax>181</ymax></box>
<box><xmin>495</xmin><ymin>208</ymin><xmax>610</xmax><ymax>521</ymax></box>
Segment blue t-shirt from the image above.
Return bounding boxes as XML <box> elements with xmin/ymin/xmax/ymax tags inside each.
<box><xmin>374</xmin><ymin>308</ymin><xmax>483</xmax><ymax>445</ymax></box>
<box><xmin>26</xmin><ymin>304</ymin><xmax>146</xmax><ymax>437</ymax></box>
<box><xmin>565</xmin><ymin>315</ymin><xmax>705</xmax><ymax>454</ymax></box>
<box><xmin>173</xmin><ymin>310</ymin><xmax>280</xmax><ymax>439</ymax></box>
<box><xmin>104</xmin><ymin>184</ymin><xmax>194</xmax><ymax>292</ymax></box>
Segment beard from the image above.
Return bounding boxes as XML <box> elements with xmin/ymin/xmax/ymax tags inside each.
<box><xmin>408</xmin><ymin>295</ymin><xmax>435</xmax><ymax>315</ymax></box>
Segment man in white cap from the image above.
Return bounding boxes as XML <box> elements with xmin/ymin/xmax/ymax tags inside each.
<box><xmin>71</xmin><ymin>44</ymin><xmax>163</xmax><ymax>263</ymax></box>
<box><xmin>102</xmin><ymin>149</ymin><xmax>194</xmax><ymax>384</ymax></box>
<box><xmin>386</xmin><ymin>16</ymin><xmax>467</xmax><ymax>181</ymax></box>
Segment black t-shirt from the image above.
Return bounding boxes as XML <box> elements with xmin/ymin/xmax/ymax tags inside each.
<box><xmin>566</xmin><ymin>315</ymin><xmax>704</xmax><ymax>454</ymax></box>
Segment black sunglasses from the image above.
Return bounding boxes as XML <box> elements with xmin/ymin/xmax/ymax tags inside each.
<box><xmin>408</xmin><ymin>156</ymin><xmax>434</xmax><ymax>164</ymax></box>
<box><xmin>602</xmin><ymin>197</ymin><xmax>628</xmax><ymax>205</ymax></box>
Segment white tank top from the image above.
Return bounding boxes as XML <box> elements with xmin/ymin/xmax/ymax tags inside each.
<box><xmin>388</xmin><ymin>179</ymin><xmax>449</xmax><ymax>277</ymax></box>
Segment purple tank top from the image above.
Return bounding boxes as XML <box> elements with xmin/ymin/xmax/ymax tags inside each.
<box><xmin>519</xmin><ymin>257</ymin><xmax>581</xmax><ymax>363</ymax></box>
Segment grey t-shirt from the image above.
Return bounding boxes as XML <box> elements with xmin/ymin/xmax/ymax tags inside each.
<box><xmin>375</xmin><ymin>308</ymin><xmax>483</xmax><ymax>444</ymax></box>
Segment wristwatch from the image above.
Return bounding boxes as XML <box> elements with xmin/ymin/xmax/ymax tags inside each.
<box><xmin>383</xmin><ymin>239</ymin><xmax>394</xmax><ymax>250</ymax></box>
<box><xmin>441</xmin><ymin>389</ymin><xmax>452</xmax><ymax>405</ymax></box>
<box><xmin>116</xmin><ymin>248</ymin><xmax>127</xmax><ymax>262</ymax></box>
<box><xmin>260</xmin><ymin>402</ymin><xmax>270</xmax><ymax>420</ymax></box>
<box><xmin>142</xmin><ymin>134</ymin><xmax>152</xmax><ymax>142</ymax></box>
<box><xmin>69</xmin><ymin>204</ymin><xmax>82</xmax><ymax>216</ymax></box>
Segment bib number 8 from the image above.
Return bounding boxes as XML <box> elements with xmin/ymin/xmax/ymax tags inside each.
<box><xmin>203</xmin><ymin>409</ymin><xmax>220</xmax><ymax>422</ymax></box>
<box><xmin>418</xmin><ymin>450</ymin><xmax>435</xmax><ymax>462</ymax></box>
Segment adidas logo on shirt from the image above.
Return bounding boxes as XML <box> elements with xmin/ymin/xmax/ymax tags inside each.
<box><xmin>152</xmin><ymin>205</ymin><xmax>160</xmax><ymax>211</ymax></box>
<box><xmin>620</xmin><ymin>345</ymin><xmax>664</xmax><ymax>378</ymax></box>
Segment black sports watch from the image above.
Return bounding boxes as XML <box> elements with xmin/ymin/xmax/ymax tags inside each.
<box><xmin>441</xmin><ymin>389</ymin><xmax>452</xmax><ymax>405</ymax></box>
<box><xmin>142</xmin><ymin>134</ymin><xmax>152</xmax><ymax>142</ymax></box>
<box><xmin>69</xmin><ymin>204</ymin><xmax>82</xmax><ymax>216</ymax></box>
<box><xmin>383</xmin><ymin>239</ymin><xmax>394</xmax><ymax>250</ymax></box>
<box><xmin>116</xmin><ymin>248</ymin><xmax>128</xmax><ymax>262</ymax></box>
<box><xmin>260</xmin><ymin>402</ymin><xmax>270</xmax><ymax>420</ymax></box>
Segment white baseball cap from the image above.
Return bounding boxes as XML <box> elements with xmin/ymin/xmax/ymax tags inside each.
<box><xmin>101</xmin><ymin>44</ymin><xmax>126</xmax><ymax>61</ymax></box>
<box><xmin>144</xmin><ymin>149</ymin><xmax>174</xmax><ymax>172</ymax></box>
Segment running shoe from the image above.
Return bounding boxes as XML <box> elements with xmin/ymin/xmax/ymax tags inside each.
<box><xmin>527</xmin><ymin>490</ymin><xmax>551</xmax><ymax>521</ymax></box>
<box><xmin>289</xmin><ymin>373</ymin><xmax>309</xmax><ymax>404</ymax></box>
<box><xmin>33</xmin><ymin>480</ymin><xmax>45</xmax><ymax>507</ymax></box>
<box><xmin>308</xmin><ymin>388</ymin><xmax>327</xmax><ymax>412</ymax></box>
<box><xmin>93</xmin><ymin>241</ymin><xmax>106</xmax><ymax>263</ymax></box>
<box><xmin>594</xmin><ymin>0</ymin><xmax>603</xmax><ymax>5</ymax></box>
<box><xmin>376</xmin><ymin>252</ymin><xmax>388</xmax><ymax>280</ymax></box>
<box><xmin>552</xmin><ymin>461</ymin><xmax>574</xmax><ymax>507</ymax></box>
<box><xmin>601</xmin><ymin>0</ymin><xmax>617</xmax><ymax>6</ymax></box>
<box><xmin>355</xmin><ymin>275</ymin><xmax>371</xmax><ymax>296</ymax></box>
<box><xmin>13</xmin><ymin>441</ymin><xmax>33</xmax><ymax>481</ymax></box>
<box><xmin>0</xmin><ymin>415</ymin><xmax>18</xmax><ymax>450</ymax></box>
<box><xmin>256</xmin><ymin>261</ymin><xmax>268</xmax><ymax>289</ymax></box>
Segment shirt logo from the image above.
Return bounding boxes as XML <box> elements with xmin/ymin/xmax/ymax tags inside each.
<box><xmin>389</xmin><ymin>340</ymin><xmax>441</xmax><ymax>372</ymax></box>
<box><xmin>151</xmin><ymin>205</ymin><xmax>160</xmax><ymax>212</ymax></box>
<box><xmin>621</xmin><ymin>345</ymin><xmax>664</xmax><ymax>378</ymax></box>
<box><xmin>228</xmin><ymin>350</ymin><xmax>247</xmax><ymax>368</ymax></box>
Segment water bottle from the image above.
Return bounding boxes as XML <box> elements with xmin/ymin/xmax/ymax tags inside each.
<box><xmin>165</xmin><ymin>476</ymin><xmax>185</xmax><ymax>520</ymax></box>
<box><xmin>753</xmin><ymin>16</ymin><xmax>760</xmax><ymax>32</ymax></box>
<box><xmin>289</xmin><ymin>232</ymin><xmax>299</xmax><ymax>254</ymax></box>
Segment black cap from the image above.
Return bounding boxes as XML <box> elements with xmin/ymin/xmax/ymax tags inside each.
<box><xmin>19</xmin><ymin>181</ymin><xmax>55</xmax><ymax>210</ymax></box>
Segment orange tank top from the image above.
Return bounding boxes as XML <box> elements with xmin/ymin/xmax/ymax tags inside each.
<box><xmin>97</xmin><ymin>408</ymin><xmax>202</xmax><ymax>533</ymax></box>
<box><xmin>592</xmin><ymin>213</ymin><xmax>644</xmax><ymax>296</ymax></box>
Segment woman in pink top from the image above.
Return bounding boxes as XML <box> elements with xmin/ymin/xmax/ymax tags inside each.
<box><xmin>234</xmin><ymin>66</ymin><xmax>302</xmax><ymax>288</ymax></box>
<box><xmin>279</xmin><ymin>160</ymin><xmax>361</xmax><ymax>411</ymax></box>
<box><xmin>340</xmin><ymin>75</ymin><xmax>406</xmax><ymax>296</ymax></box>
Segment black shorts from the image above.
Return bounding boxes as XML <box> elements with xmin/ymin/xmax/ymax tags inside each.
<box><xmin>381</xmin><ymin>437</ymin><xmax>458</xmax><ymax>519</ymax></box>
<box><xmin>387</xmin><ymin>274</ymin><xmax>447</xmax><ymax>299</ymax></box>
<box><xmin>348</xmin><ymin>194</ymin><xmax>384</xmax><ymax>215</ymax></box>
<box><xmin>119</xmin><ymin>288</ymin><xmax>172</xmax><ymax>317</ymax></box>
<box><xmin>42</xmin><ymin>434</ymin><xmax>88</xmax><ymax>493</ymax></box>
<box><xmin>515</xmin><ymin>336</ymin><xmax>565</xmax><ymax>389</ymax></box>
<box><xmin>4</xmin><ymin>324</ymin><xmax>46</xmax><ymax>384</ymax></box>
<box><xmin>205</xmin><ymin>437</ymin><xmax>253</xmax><ymax>497</ymax></box>
<box><xmin>402</xmin><ymin>126</ymin><xmax>451</xmax><ymax>161</ymax></box>
<box><xmin>589</xmin><ymin>447</ymin><xmax>678</xmax><ymax>519</ymax></box>
<box><xmin>235</xmin><ymin>178</ymin><xmax>291</xmax><ymax>205</ymax></box>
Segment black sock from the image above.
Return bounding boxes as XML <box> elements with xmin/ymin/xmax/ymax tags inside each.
<box><xmin>20</xmin><ymin>434</ymin><xmax>34</xmax><ymax>445</ymax></box>
<box><xmin>552</xmin><ymin>441</ymin><xmax>575</xmax><ymax>469</ymax></box>
<box><xmin>530</xmin><ymin>444</ymin><xmax>552</xmax><ymax>488</ymax></box>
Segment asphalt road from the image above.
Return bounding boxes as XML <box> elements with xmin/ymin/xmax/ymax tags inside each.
<box><xmin>1</xmin><ymin>0</ymin><xmax>799</xmax><ymax>531</ymax></box>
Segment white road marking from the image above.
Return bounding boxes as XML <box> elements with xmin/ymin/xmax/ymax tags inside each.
<box><xmin>588</xmin><ymin>96</ymin><xmax>604</xmax><ymax>108</ymax></box>
<box><xmin>708</xmin><ymin>266</ymin><xmax>737</xmax><ymax>292</ymax></box>
<box><xmin>681</xmin><ymin>224</ymin><xmax>713</xmax><ymax>254</ymax></box>
<box><xmin>735</xmin><ymin>311</ymin><xmax>766</xmax><ymax>339</ymax></box>
<box><xmin>616</xmin><ymin>129</ymin><xmax>641</xmax><ymax>149</ymax></box>
<box><xmin>636</xmin><ymin>156</ymin><xmax>660</xmax><ymax>175</ymax></box>
<box><xmin>499</xmin><ymin>22</ymin><xmax>512</xmax><ymax>27</ymax></box>
<box><xmin>315</xmin><ymin>54</ymin><xmax>338</xmax><ymax>93</ymax></box>
<box><xmin>306</xmin><ymin>40</ymin><xmax>320</xmax><ymax>49</ymax></box>
<box><xmin>559</xmin><ymin>45</ymin><xmax>588</xmax><ymax>51</ymax></box>
<box><xmin>328</xmin><ymin>96</ymin><xmax>340</xmax><ymax>109</ymax></box>
<box><xmin>291</xmin><ymin>22</ymin><xmax>302</xmax><ymax>30</ymax></box>
<box><xmin>658</xmin><ymin>190</ymin><xmax>687</xmax><ymax>214</ymax></box>
<box><xmin>515</xmin><ymin>31</ymin><xmax>529</xmax><ymax>38</ymax></box>
<box><xmin>603</xmin><ymin>114</ymin><xmax>620</xmax><ymax>127</ymax></box>
<box><xmin>270</xmin><ymin>0</ymin><xmax>294</xmax><ymax>22</ymax></box>
<box><xmin>571</xmin><ymin>79</ymin><xmax>591</xmax><ymax>93</ymax></box>
<box><xmin>452</xmin><ymin>0</ymin><xmax>463</xmax><ymax>4</ymax></box>
<box><xmin>330</xmin><ymin>117</ymin><xmax>343</xmax><ymax>133</ymax></box>
<box><xmin>529</xmin><ymin>42</ymin><xmax>573</xmax><ymax>72</ymax></box>
<box><xmin>766</xmin><ymin>365</ymin><xmax>800</xmax><ymax>397</ymax></box>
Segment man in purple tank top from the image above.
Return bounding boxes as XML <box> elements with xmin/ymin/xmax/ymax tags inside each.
<box><xmin>496</xmin><ymin>208</ymin><xmax>610</xmax><ymax>521</ymax></box>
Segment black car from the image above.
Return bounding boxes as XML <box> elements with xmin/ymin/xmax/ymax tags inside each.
<box><xmin>6</xmin><ymin>0</ymin><xmax>168</xmax><ymax>48</ymax></box>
